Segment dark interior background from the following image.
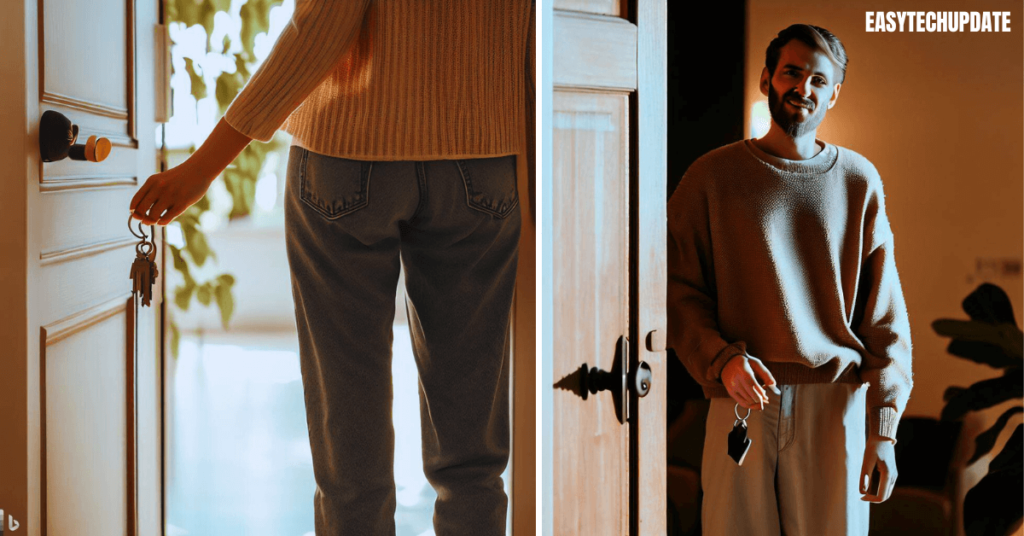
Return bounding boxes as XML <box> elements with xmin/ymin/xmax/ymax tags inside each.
<box><xmin>665</xmin><ymin>2</ymin><xmax>746</xmax><ymax>533</ymax></box>
<box><xmin>665</xmin><ymin>0</ymin><xmax>746</xmax><ymax>414</ymax></box>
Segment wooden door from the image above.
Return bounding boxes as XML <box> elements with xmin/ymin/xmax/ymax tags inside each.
<box><xmin>546</xmin><ymin>0</ymin><xmax>667</xmax><ymax>534</ymax></box>
<box><xmin>0</xmin><ymin>0</ymin><xmax>163</xmax><ymax>534</ymax></box>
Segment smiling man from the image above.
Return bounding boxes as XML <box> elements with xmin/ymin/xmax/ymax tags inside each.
<box><xmin>667</xmin><ymin>24</ymin><xmax>913</xmax><ymax>535</ymax></box>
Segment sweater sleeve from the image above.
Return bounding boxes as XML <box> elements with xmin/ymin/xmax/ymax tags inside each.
<box><xmin>854</xmin><ymin>183</ymin><xmax>914</xmax><ymax>440</ymax></box>
<box><xmin>666</xmin><ymin>173</ymin><xmax>749</xmax><ymax>388</ymax></box>
<box><xmin>223</xmin><ymin>0</ymin><xmax>371</xmax><ymax>142</ymax></box>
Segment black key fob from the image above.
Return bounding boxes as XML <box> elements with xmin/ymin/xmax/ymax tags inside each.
<box><xmin>728</xmin><ymin>419</ymin><xmax>752</xmax><ymax>465</ymax></box>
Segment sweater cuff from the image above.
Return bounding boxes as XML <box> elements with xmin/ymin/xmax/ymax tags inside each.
<box><xmin>870</xmin><ymin>406</ymin><xmax>900</xmax><ymax>442</ymax></box>
<box><xmin>706</xmin><ymin>341</ymin><xmax>747</xmax><ymax>383</ymax></box>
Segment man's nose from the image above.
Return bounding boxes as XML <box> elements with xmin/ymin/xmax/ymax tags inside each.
<box><xmin>795</xmin><ymin>77</ymin><xmax>814</xmax><ymax>98</ymax></box>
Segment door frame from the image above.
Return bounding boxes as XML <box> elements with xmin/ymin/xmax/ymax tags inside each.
<box><xmin>542</xmin><ymin>0</ymin><xmax>666</xmax><ymax>534</ymax></box>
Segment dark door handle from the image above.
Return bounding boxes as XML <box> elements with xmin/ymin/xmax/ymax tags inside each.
<box><xmin>555</xmin><ymin>336</ymin><xmax>653</xmax><ymax>424</ymax></box>
<box><xmin>40</xmin><ymin>110</ymin><xmax>111</xmax><ymax>163</ymax></box>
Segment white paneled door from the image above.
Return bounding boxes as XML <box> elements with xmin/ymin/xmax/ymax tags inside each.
<box><xmin>0</xmin><ymin>0</ymin><xmax>163</xmax><ymax>534</ymax></box>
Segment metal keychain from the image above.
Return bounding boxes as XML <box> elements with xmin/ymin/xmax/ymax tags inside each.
<box><xmin>128</xmin><ymin>215</ymin><xmax>159</xmax><ymax>307</ymax></box>
<box><xmin>728</xmin><ymin>403</ymin><xmax>752</xmax><ymax>465</ymax></box>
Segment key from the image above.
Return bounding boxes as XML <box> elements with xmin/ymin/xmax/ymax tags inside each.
<box><xmin>728</xmin><ymin>403</ymin><xmax>753</xmax><ymax>465</ymax></box>
<box><xmin>130</xmin><ymin>252</ymin><xmax>151</xmax><ymax>304</ymax></box>
<box><xmin>728</xmin><ymin>420</ymin><xmax>752</xmax><ymax>465</ymax></box>
<box><xmin>143</xmin><ymin>248</ymin><xmax>159</xmax><ymax>306</ymax></box>
<box><xmin>128</xmin><ymin>215</ymin><xmax>159</xmax><ymax>308</ymax></box>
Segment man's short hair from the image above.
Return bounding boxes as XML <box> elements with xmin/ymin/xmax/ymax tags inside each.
<box><xmin>765</xmin><ymin>24</ymin><xmax>848</xmax><ymax>84</ymax></box>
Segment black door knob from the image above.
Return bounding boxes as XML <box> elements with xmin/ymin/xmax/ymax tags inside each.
<box><xmin>39</xmin><ymin>110</ymin><xmax>111</xmax><ymax>163</ymax></box>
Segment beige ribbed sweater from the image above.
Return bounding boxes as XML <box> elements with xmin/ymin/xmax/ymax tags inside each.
<box><xmin>667</xmin><ymin>139</ymin><xmax>913</xmax><ymax>440</ymax></box>
<box><xmin>223</xmin><ymin>0</ymin><xmax>533</xmax><ymax>160</ymax></box>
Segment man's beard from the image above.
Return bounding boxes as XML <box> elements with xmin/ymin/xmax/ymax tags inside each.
<box><xmin>768</xmin><ymin>83</ymin><xmax>827</xmax><ymax>138</ymax></box>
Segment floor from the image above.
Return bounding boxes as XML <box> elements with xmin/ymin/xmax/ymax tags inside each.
<box><xmin>164</xmin><ymin>327</ymin><xmax>509</xmax><ymax>535</ymax></box>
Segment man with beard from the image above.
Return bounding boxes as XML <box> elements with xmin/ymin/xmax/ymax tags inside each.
<box><xmin>666</xmin><ymin>24</ymin><xmax>913</xmax><ymax>535</ymax></box>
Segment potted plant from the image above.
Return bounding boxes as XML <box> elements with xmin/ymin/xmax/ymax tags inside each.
<box><xmin>933</xmin><ymin>283</ymin><xmax>1023</xmax><ymax>536</ymax></box>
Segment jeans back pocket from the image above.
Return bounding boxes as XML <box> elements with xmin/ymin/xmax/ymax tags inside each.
<box><xmin>299</xmin><ymin>148</ymin><xmax>372</xmax><ymax>220</ymax></box>
<box><xmin>456</xmin><ymin>156</ymin><xmax>519</xmax><ymax>219</ymax></box>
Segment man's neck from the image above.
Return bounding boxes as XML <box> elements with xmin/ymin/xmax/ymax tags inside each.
<box><xmin>753</xmin><ymin>124</ymin><xmax>822</xmax><ymax>160</ymax></box>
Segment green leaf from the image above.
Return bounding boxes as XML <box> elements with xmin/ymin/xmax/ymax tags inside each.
<box><xmin>170</xmin><ymin>319</ymin><xmax>181</xmax><ymax>359</ymax></box>
<box><xmin>198</xmin><ymin>0</ymin><xmax>217</xmax><ymax>51</ymax></box>
<box><xmin>234</xmin><ymin>52</ymin><xmax>251</xmax><ymax>80</ymax></box>
<box><xmin>168</xmin><ymin>245</ymin><xmax>194</xmax><ymax>286</ymax></box>
<box><xmin>174</xmin><ymin>282</ymin><xmax>195</xmax><ymax>311</ymax></box>
<box><xmin>216</xmin><ymin>68</ymin><xmax>245</xmax><ymax>116</ymax></box>
<box><xmin>182</xmin><ymin>223</ymin><xmax>213</xmax><ymax>267</ymax></box>
<box><xmin>183</xmin><ymin>57</ymin><xmax>207</xmax><ymax>102</ymax></box>
<box><xmin>216</xmin><ymin>273</ymin><xmax>236</xmax><ymax>286</ymax></box>
<box><xmin>214</xmin><ymin>277</ymin><xmax>235</xmax><ymax>330</ymax></box>
<box><xmin>194</xmin><ymin>193</ymin><xmax>212</xmax><ymax>213</ymax></box>
<box><xmin>176</xmin><ymin>210</ymin><xmax>202</xmax><ymax>230</ymax></box>
<box><xmin>196</xmin><ymin>282</ymin><xmax>213</xmax><ymax>306</ymax></box>
<box><xmin>168</xmin><ymin>0</ymin><xmax>203</xmax><ymax>27</ymax></box>
<box><xmin>239</xmin><ymin>0</ymin><xmax>280</xmax><ymax>58</ymax></box>
<box><xmin>970</xmin><ymin>406</ymin><xmax>1024</xmax><ymax>465</ymax></box>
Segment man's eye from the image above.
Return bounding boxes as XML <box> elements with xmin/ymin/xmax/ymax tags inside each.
<box><xmin>813</xmin><ymin>77</ymin><xmax>826</xmax><ymax>84</ymax></box>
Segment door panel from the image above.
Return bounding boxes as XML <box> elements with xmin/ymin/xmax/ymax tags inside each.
<box><xmin>549</xmin><ymin>1</ymin><xmax>666</xmax><ymax>534</ymax></box>
<box><xmin>27</xmin><ymin>0</ymin><xmax>160</xmax><ymax>534</ymax></box>
<box><xmin>552</xmin><ymin>0</ymin><xmax>625</xmax><ymax>18</ymax></box>
<box><xmin>552</xmin><ymin>90</ymin><xmax>630</xmax><ymax>535</ymax></box>
<box><xmin>41</xmin><ymin>297</ymin><xmax>133</xmax><ymax>536</ymax></box>
<box><xmin>40</xmin><ymin>0</ymin><xmax>134</xmax><ymax>138</ymax></box>
<box><xmin>552</xmin><ymin>12</ymin><xmax>636</xmax><ymax>91</ymax></box>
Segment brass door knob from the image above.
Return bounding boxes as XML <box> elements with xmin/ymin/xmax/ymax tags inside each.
<box><xmin>39</xmin><ymin>109</ymin><xmax>111</xmax><ymax>163</ymax></box>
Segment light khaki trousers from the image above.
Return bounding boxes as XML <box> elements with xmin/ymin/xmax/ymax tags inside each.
<box><xmin>701</xmin><ymin>383</ymin><xmax>870</xmax><ymax>536</ymax></box>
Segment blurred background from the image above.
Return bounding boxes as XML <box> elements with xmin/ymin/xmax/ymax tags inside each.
<box><xmin>665</xmin><ymin>1</ymin><xmax>1023</xmax><ymax>535</ymax></box>
<box><xmin>158</xmin><ymin>1</ymin><xmax>510</xmax><ymax>534</ymax></box>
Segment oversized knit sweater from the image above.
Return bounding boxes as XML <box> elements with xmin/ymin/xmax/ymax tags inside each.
<box><xmin>223</xmin><ymin>0</ymin><xmax>533</xmax><ymax>160</ymax></box>
<box><xmin>667</xmin><ymin>139</ymin><xmax>913</xmax><ymax>440</ymax></box>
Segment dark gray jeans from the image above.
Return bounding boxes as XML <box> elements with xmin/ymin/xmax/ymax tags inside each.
<box><xmin>283</xmin><ymin>146</ymin><xmax>521</xmax><ymax>535</ymax></box>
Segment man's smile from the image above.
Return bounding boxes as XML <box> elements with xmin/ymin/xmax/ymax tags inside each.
<box><xmin>786</xmin><ymin>97</ymin><xmax>813</xmax><ymax>110</ymax></box>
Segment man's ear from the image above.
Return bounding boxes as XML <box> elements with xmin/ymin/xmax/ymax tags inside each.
<box><xmin>759</xmin><ymin>67</ymin><xmax>770</xmax><ymax>97</ymax></box>
<box><xmin>827</xmin><ymin>82</ymin><xmax>842</xmax><ymax>109</ymax></box>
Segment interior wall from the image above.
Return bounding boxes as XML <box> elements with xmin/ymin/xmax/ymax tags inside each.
<box><xmin>745</xmin><ymin>0</ymin><xmax>1023</xmax><ymax>422</ymax></box>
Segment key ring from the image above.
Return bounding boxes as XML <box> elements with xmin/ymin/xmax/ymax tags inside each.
<box><xmin>128</xmin><ymin>214</ymin><xmax>149</xmax><ymax>240</ymax></box>
<box><xmin>734</xmin><ymin>402</ymin><xmax>751</xmax><ymax>427</ymax></box>
<box><xmin>129</xmin><ymin>214</ymin><xmax>155</xmax><ymax>255</ymax></box>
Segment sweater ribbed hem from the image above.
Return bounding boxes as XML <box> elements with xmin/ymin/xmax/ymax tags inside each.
<box><xmin>290</xmin><ymin>138</ymin><xmax>521</xmax><ymax>161</ymax></box>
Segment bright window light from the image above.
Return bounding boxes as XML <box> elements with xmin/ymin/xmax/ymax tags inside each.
<box><xmin>751</xmin><ymin>100</ymin><xmax>771</xmax><ymax>139</ymax></box>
